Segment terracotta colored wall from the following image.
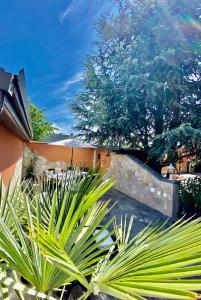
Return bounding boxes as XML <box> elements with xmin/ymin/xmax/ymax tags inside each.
<box><xmin>0</xmin><ymin>123</ymin><xmax>24</xmax><ymax>186</ymax></box>
<box><xmin>96</xmin><ymin>150</ymin><xmax>111</xmax><ymax>170</ymax></box>
<box><xmin>27</xmin><ymin>142</ymin><xmax>96</xmax><ymax>168</ymax></box>
<box><xmin>26</xmin><ymin>142</ymin><xmax>111</xmax><ymax>174</ymax></box>
<box><xmin>73</xmin><ymin>147</ymin><xmax>94</xmax><ymax>167</ymax></box>
<box><xmin>27</xmin><ymin>142</ymin><xmax>72</xmax><ymax>164</ymax></box>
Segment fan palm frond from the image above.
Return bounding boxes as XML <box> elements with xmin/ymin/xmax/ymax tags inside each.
<box><xmin>32</xmin><ymin>217</ymin><xmax>201</xmax><ymax>300</ymax></box>
<box><xmin>88</xmin><ymin>217</ymin><xmax>201</xmax><ymax>299</ymax></box>
<box><xmin>0</xmin><ymin>170</ymin><xmax>115</xmax><ymax>296</ymax></box>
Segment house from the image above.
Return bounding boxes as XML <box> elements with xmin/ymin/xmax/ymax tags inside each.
<box><xmin>0</xmin><ymin>68</ymin><xmax>110</xmax><ymax>188</ymax></box>
<box><xmin>0</xmin><ymin>68</ymin><xmax>32</xmax><ymax>189</ymax></box>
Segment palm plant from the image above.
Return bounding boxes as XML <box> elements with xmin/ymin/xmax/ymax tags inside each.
<box><xmin>0</xmin><ymin>178</ymin><xmax>26</xmax><ymax>230</ymax></box>
<box><xmin>3</xmin><ymin>170</ymin><xmax>201</xmax><ymax>299</ymax></box>
<box><xmin>31</xmin><ymin>216</ymin><xmax>201</xmax><ymax>300</ymax></box>
<box><xmin>0</xmin><ymin>179</ymin><xmax>29</xmax><ymax>300</ymax></box>
<box><xmin>0</xmin><ymin>169</ymin><xmax>115</xmax><ymax>299</ymax></box>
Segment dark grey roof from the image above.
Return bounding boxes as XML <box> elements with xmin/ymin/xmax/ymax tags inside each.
<box><xmin>45</xmin><ymin>133</ymin><xmax>96</xmax><ymax>148</ymax></box>
<box><xmin>44</xmin><ymin>133</ymin><xmax>71</xmax><ymax>143</ymax></box>
<box><xmin>0</xmin><ymin>68</ymin><xmax>32</xmax><ymax>141</ymax></box>
<box><xmin>49</xmin><ymin>138</ymin><xmax>96</xmax><ymax>148</ymax></box>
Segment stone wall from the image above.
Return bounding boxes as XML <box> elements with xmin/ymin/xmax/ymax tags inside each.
<box><xmin>106</xmin><ymin>153</ymin><xmax>179</xmax><ymax>218</ymax></box>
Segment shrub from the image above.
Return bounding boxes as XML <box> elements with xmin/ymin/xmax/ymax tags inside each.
<box><xmin>180</xmin><ymin>176</ymin><xmax>201</xmax><ymax>211</ymax></box>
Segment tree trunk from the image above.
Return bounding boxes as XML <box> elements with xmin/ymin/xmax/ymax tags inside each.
<box><xmin>154</xmin><ymin>98</ymin><xmax>164</xmax><ymax>136</ymax></box>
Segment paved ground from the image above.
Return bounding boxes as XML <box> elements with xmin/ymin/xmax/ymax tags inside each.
<box><xmin>102</xmin><ymin>188</ymin><xmax>172</xmax><ymax>237</ymax></box>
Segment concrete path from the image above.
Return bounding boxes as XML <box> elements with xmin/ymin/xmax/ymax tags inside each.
<box><xmin>102</xmin><ymin>189</ymin><xmax>172</xmax><ymax>237</ymax></box>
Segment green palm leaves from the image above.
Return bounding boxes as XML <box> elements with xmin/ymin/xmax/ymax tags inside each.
<box><xmin>0</xmin><ymin>169</ymin><xmax>115</xmax><ymax>298</ymax></box>
<box><xmin>31</xmin><ymin>215</ymin><xmax>201</xmax><ymax>300</ymax></box>
<box><xmin>1</xmin><ymin>170</ymin><xmax>201</xmax><ymax>299</ymax></box>
<box><xmin>88</xmin><ymin>218</ymin><xmax>201</xmax><ymax>300</ymax></box>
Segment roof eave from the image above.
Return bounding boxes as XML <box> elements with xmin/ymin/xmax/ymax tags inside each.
<box><xmin>0</xmin><ymin>68</ymin><xmax>33</xmax><ymax>141</ymax></box>
<box><xmin>0</xmin><ymin>97</ymin><xmax>32</xmax><ymax>141</ymax></box>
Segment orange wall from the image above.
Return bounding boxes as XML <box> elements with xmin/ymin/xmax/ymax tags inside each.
<box><xmin>96</xmin><ymin>149</ymin><xmax>111</xmax><ymax>170</ymax></box>
<box><xmin>27</xmin><ymin>142</ymin><xmax>72</xmax><ymax>164</ymax></box>
<box><xmin>73</xmin><ymin>147</ymin><xmax>94</xmax><ymax>168</ymax></box>
<box><xmin>0</xmin><ymin>125</ymin><xmax>112</xmax><ymax>187</ymax></box>
<box><xmin>27</xmin><ymin>142</ymin><xmax>95</xmax><ymax>168</ymax></box>
<box><xmin>0</xmin><ymin>123</ymin><xmax>24</xmax><ymax>185</ymax></box>
<box><xmin>27</xmin><ymin>142</ymin><xmax>111</xmax><ymax>170</ymax></box>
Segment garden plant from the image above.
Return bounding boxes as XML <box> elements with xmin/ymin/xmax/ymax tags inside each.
<box><xmin>1</xmin><ymin>170</ymin><xmax>201</xmax><ymax>299</ymax></box>
<box><xmin>180</xmin><ymin>176</ymin><xmax>201</xmax><ymax>217</ymax></box>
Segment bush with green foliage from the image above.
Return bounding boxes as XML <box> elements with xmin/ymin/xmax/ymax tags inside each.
<box><xmin>29</xmin><ymin>101</ymin><xmax>57</xmax><ymax>141</ymax></box>
<box><xmin>180</xmin><ymin>176</ymin><xmax>201</xmax><ymax>211</ymax></box>
<box><xmin>194</xmin><ymin>160</ymin><xmax>201</xmax><ymax>173</ymax></box>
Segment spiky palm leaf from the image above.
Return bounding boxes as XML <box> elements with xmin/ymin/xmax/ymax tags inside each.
<box><xmin>0</xmin><ymin>170</ymin><xmax>115</xmax><ymax>298</ymax></box>
<box><xmin>0</xmin><ymin>178</ymin><xmax>26</xmax><ymax>232</ymax></box>
<box><xmin>0</xmin><ymin>178</ymin><xmax>29</xmax><ymax>299</ymax></box>
<box><xmin>88</xmin><ymin>217</ymin><xmax>201</xmax><ymax>300</ymax></box>
<box><xmin>31</xmin><ymin>217</ymin><xmax>201</xmax><ymax>300</ymax></box>
<box><xmin>35</xmin><ymin>167</ymin><xmax>109</xmax><ymax>229</ymax></box>
<box><xmin>114</xmin><ymin>215</ymin><xmax>134</xmax><ymax>251</ymax></box>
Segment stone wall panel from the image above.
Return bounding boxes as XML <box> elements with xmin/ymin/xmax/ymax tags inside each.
<box><xmin>106</xmin><ymin>154</ymin><xmax>179</xmax><ymax>218</ymax></box>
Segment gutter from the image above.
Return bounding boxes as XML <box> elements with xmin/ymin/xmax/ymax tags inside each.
<box><xmin>0</xmin><ymin>89</ymin><xmax>32</xmax><ymax>141</ymax></box>
<box><xmin>3</xmin><ymin>94</ymin><xmax>32</xmax><ymax>141</ymax></box>
<box><xmin>0</xmin><ymin>90</ymin><xmax>4</xmax><ymax>114</ymax></box>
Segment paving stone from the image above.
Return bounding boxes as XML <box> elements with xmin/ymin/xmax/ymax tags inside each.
<box><xmin>102</xmin><ymin>188</ymin><xmax>172</xmax><ymax>237</ymax></box>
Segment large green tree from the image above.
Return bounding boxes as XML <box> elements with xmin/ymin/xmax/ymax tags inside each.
<box><xmin>29</xmin><ymin>102</ymin><xmax>57</xmax><ymax>141</ymax></box>
<box><xmin>71</xmin><ymin>0</ymin><xmax>201</xmax><ymax>163</ymax></box>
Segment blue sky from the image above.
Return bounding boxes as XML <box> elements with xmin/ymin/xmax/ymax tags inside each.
<box><xmin>0</xmin><ymin>0</ymin><xmax>114</xmax><ymax>133</ymax></box>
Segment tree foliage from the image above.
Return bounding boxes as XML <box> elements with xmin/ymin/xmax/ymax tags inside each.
<box><xmin>29</xmin><ymin>101</ymin><xmax>57</xmax><ymax>141</ymax></box>
<box><xmin>151</xmin><ymin>123</ymin><xmax>201</xmax><ymax>164</ymax></box>
<box><xmin>71</xmin><ymin>0</ymin><xmax>201</xmax><ymax>162</ymax></box>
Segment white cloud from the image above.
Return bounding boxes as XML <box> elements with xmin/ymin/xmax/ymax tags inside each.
<box><xmin>54</xmin><ymin>71</ymin><xmax>83</xmax><ymax>95</ymax></box>
<box><xmin>59</xmin><ymin>0</ymin><xmax>81</xmax><ymax>23</ymax></box>
<box><xmin>59</xmin><ymin>0</ymin><xmax>115</xmax><ymax>24</ymax></box>
<box><xmin>46</xmin><ymin>102</ymin><xmax>74</xmax><ymax>122</ymax></box>
<box><xmin>31</xmin><ymin>74</ymin><xmax>59</xmax><ymax>85</ymax></box>
<box><xmin>53</xmin><ymin>121</ymin><xmax>74</xmax><ymax>134</ymax></box>
<box><xmin>46</xmin><ymin>103</ymin><xmax>67</xmax><ymax>119</ymax></box>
